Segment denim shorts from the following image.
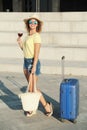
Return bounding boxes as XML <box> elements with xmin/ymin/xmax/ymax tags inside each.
<box><xmin>23</xmin><ymin>58</ymin><xmax>41</xmax><ymax>75</ymax></box>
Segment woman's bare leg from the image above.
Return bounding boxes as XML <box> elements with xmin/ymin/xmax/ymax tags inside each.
<box><xmin>35</xmin><ymin>76</ymin><xmax>53</xmax><ymax>113</ymax></box>
<box><xmin>23</xmin><ymin>70</ymin><xmax>52</xmax><ymax>115</ymax></box>
<box><xmin>23</xmin><ymin>69</ymin><xmax>29</xmax><ymax>82</ymax></box>
<box><xmin>23</xmin><ymin>69</ymin><xmax>33</xmax><ymax>92</ymax></box>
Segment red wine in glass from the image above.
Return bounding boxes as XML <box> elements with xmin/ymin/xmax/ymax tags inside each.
<box><xmin>18</xmin><ymin>33</ymin><xmax>23</xmax><ymax>37</ymax></box>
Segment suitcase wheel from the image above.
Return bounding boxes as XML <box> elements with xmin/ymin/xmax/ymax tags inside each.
<box><xmin>60</xmin><ymin>118</ymin><xmax>66</xmax><ymax>122</ymax></box>
<box><xmin>61</xmin><ymin>119</ymin><xmax>77</xmax><ymax>123</ymax></box>
<box><xmin>71</xmin><ymin>119</ymin><xmax>77</xmax><ymax>124</ymax></box>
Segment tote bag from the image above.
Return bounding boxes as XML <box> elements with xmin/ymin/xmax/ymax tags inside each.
<box><xmin>19</xmin><ymin>74</ymin><xmax>41</xmax><ymax>111</ymax></box>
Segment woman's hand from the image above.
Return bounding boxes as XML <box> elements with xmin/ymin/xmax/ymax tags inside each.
<box><xmin>31</xmin><ymin>65</ymin><xmax>36</xmax><ymax>74</ymax></box>
<box><xmin>17</xmin><ymin>37</ymin><xmax>23</xmax><ymax>50</ymax></box>
<box><xmin>17</xmin><ymin>37</ymin><xmax>22</xmax><ymax>44</ymax></box>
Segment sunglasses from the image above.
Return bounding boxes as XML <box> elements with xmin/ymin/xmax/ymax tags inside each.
<box><xmin>28</xmin><ymin>20</ymin><xmax>38</xmax><ymax>25</ymax></box>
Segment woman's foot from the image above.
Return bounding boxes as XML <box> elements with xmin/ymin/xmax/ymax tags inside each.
<box><xmin>44</xmin><ymin>102</ymin><xmax>53</xmax><ymax>117</ymax></box>
<box><xmin>25</xmin><ymin>111</ymin><xmax>36</xmax><ymax>117</ymax></box>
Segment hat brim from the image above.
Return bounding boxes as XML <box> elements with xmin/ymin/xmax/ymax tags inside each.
<box><xmin>24</xmin><ymin>17</ymin><xmax>43</xmax><ymax>25</ymax></box>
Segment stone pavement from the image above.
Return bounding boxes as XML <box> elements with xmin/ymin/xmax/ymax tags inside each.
<box><xmin>0</xmin><ymin>72</ymin><xmax>87</xmax><ymax>130</ymax></box>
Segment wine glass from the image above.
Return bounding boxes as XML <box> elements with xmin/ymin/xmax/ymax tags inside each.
<box><xmin>18</xmin><ymin>32</ymin><xmax>23</xmax><ymax>37</ymax></box>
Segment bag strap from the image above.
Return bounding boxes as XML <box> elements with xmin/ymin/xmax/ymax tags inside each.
<box><xmin>26</xmin><ymin>73</ymin><xmax>37</xmax><ymax>92</ymax></box>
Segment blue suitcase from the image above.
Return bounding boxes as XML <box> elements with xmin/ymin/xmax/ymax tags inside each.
<box><xmin>60</xmin><ymin>56</ymin><xmax>79</xmax><ymax>123</ymax></box>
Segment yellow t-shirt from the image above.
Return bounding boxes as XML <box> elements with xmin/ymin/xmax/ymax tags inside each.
<box><xmin>23</xmin><ymin>33</ymin><xmax>41</xmax><ymax>58</ymax></box>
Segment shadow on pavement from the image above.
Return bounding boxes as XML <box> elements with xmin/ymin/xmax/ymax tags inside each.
<box><xmin>0</xmin><ymin>76</ymin><xmax>60</xmax><ymax>121</ymax></box>
<box><xmin>0</xmin><ymin>80</ymin><xmax>22</xmax><ymax>110</ymax></box>
<box><xmin>38</xmin><ymin>92</ymin><xmax>60</xmax><ymax>120</ymax></box>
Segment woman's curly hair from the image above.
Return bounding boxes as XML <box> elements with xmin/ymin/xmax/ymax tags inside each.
<box><xmin>24</xmin><ymin>18</ymin><xmax>43</xmax><ymax>33</ymax></box>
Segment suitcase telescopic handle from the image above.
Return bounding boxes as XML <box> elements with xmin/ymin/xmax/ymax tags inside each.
<box><xmin>61</xmin><ymin>56</ymin><xmax>65</xmax><ymax>81</ymax></box>
<box><xmin>62</xmin><ymin>56</ymin><xmax>65</xmax><ymax>60</ymax></box>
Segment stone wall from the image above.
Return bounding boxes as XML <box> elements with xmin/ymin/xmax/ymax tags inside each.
<box><xmin>0</xmin><ymin>12</ymin><xmax>87</xmax><ymax>75</ymax></box>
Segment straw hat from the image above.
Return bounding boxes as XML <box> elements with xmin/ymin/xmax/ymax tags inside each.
<box><xmin>24</xmin><ymin>14</ymin><xmax>43</xmax><ymax>24</ymax></box>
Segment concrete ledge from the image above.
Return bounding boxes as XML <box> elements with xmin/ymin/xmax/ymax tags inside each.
<box><xmin>0</xmin><ymin>32</ymin><xmax>87</xmax><ymax>48</ymax></box>
<box><xmin>0</xmin><ymin>46</ymin><xmax>87</xmax><ymax>61</ymax></box>
<box><xmin>0</xmin><ymin>63</ymin><xmax>87</xmax><ymax>76</ymax></box>
<box><xmin>1</xmin><ymin>21</ymin><xmax>87</xmax><ymax>33</ymax></box>
<box><xmin>0</xmin><ymin>64</ymin><xmax>23</xmax><ymax>73</ymax></box>
<box><xmin>1</xmin><ymin>12</ymin><xmax>87</xmax><ymax>21</ymax></box>
<box><xmin>0</xmin><ymin>58</ymin><xmax>87</xmax><ymax>75</ymax></box>
<box><xmin>40</xmin><ymin>47</ymin><xmax>87</xmax><ymax>61</ymax></box>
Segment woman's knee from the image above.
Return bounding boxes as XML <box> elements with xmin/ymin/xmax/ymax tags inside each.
<box><xmin>24</xmin><ymin>69</ymin><xmax>28</xmax><ymax>75</ymax></box>
<box><xmin>37</xmin><ymin>88</ymin><xmax>42</xmax><ymax>95</ymax></box>
<box><xmin>23</xmin><ymin>69</ymin><xmax>29</xmax><ymax>81</ymax></box>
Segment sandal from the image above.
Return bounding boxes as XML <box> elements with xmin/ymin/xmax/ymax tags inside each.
<box><xmin>25</xmin><ymin>111</ymin><xmax>36</xmax><ymax>117</ymax></box>
<box><xmin>45</xmin><ymin>102</ymin><xmax>53</xmax><ymax>117</ymax></box>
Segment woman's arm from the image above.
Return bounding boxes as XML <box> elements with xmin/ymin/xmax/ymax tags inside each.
<box><xmin>17</xmin><ymin>37</ymin><xmax>23</xmax><ymax>50</ymax></box>
<box><xmin>32</xmin><ymin>43</ymin><xmax>41</xmax><ymax>73</ymax></box>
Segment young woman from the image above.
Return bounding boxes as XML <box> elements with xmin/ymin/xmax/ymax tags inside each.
<box><xmin>17</xmin><ymin>14</ymin><xmax>53</xmax><ymax>117</ymax></box>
